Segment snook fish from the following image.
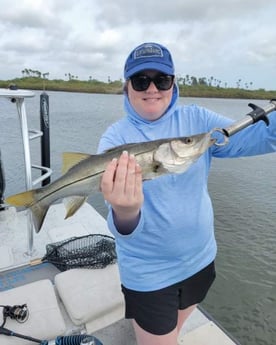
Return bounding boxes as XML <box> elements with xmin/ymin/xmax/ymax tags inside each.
<box><xmin>6</xmin><ymin>132</ymin><xmax>215</xmax><ymax>232</ymax></box>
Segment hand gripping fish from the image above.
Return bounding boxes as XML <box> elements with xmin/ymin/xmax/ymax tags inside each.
<box><xmin>6</xmin><ymin>133</ymin><xmax>215</xmax><ymax>232</ymax></box>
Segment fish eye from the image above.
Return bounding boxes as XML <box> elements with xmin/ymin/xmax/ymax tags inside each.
<box><xmin>152</xmin><ymin>162</ymin><xmax>161</xmax><ymax>172</ymax></box>
<box><xmin>183</xmin><ymin>137</ymin><xmax>193</xmax><ymax>144</ymax></box>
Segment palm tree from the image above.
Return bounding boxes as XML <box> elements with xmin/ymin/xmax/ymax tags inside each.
<box><xmin>42</xmin><ymin>72</ymin><xmax>49</xmax><ymax>79</ymax></box>
<box><xmin>236</xmin><ymin>79</ymin><xmax>242</xmax><ymax>88</ymax></box>
<box><xmin>185</xmin><ymin>74</ymin><xmax>190</xmax><ymax>85</ymax></box>
<box><xmin>24</xmin><ymin>69</ymin><xmax>30</xmax><ymax>77</ymax></box>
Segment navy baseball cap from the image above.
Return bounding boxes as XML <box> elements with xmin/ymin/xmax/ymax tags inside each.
<box><xmin>124</xmin><ymin>42</ymin><xmax>175</xmax><ymax>79</ymax></box>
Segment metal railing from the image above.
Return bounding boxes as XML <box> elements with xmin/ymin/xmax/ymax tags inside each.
<box><xmin>0</xmin><ymin>88</ymin><xmax>52</xmax><ymax>255</ymax></box>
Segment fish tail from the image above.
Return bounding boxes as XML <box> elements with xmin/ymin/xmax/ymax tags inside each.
<box><xmin>5</xmin><ymin>190</ymin><xmax>49</xmax><ymax>233</ymax></box>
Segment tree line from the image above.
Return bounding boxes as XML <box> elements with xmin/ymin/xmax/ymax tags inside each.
<box><xmin>21</xmin><ymin>68</ymin><xmax>49</xmax><ymax>79</ymax></box>
<box><xmin>177</xmin><ymin>75</ymin><xmax>254</xmax><ymax>90</ymax></box>
<box><xmin>20</xmin><ymin>68</ymin><xmax>255</xmax><ymax>89</ymax></box>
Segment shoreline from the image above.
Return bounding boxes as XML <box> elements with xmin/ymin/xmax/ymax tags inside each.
<box><xmin>0</xmin><ymin>78</ymin><xmax>275</xmax><ymax>100</ymax></box>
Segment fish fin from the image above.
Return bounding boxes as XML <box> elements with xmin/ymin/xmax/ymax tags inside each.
<box><xmin>62</xmin><ymin>152</ymin><xmax>91</xmax><ymax>174</ymax></box>
<box><xmin>63</xmin><ymin>196</ymin><xmax>87</xmax><ymax>219</ymax></box>
<box><xmin>30</xmin><ymin>203</ymin><xmax>50</xmax><ymax>233</ymax></box>
<box><xmin>5</xmin><ymin>190</ymin><xmax>35</xmax><ymax>207</ymax></box>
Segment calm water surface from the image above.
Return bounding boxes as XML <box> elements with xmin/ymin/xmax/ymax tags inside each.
<box><xmin>0</xmin><ymin>91</ymin><xmax>275</xmax><ymax>345</ymax></box>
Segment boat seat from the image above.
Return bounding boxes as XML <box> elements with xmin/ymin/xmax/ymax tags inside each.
<box><xmin>54</xmin><ymin>264</ymin><xmax>125</xmax><ymax>333</ymax></box>
<box><xmin>0</xmin><ymin>279</ymin><xmax>66</xmax><ymax>345</ymax></box>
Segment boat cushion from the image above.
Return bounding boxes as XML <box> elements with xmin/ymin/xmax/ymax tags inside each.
<box><xmin>0</xmin><ymin>279</ymin><xmax>66</xmax><ymax>345</ymax></box>
<box><xmin>54</xmin><ymin>264</ymin><xmax>124</xmax><ymax>332</ymax></box>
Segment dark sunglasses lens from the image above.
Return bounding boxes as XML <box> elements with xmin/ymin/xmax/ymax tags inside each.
<box><xmin>130</xmin><ymin>75</ymin><xmax>174</xmax><ymax>91</ymax></box>
<box><xmin>155</xmin><ymin>75</ymin><xmax>174</xmax><ymax>90</ymax></box>
<box><xmin>131</xmin><ymin>75</ymin><xmax>151</xmax><ymax>91</ymax></box>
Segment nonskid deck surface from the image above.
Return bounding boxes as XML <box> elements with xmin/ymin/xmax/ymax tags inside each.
<box><xmin>0</xmin><ymin>203</ymin><xmax>239</xmax><ymax>345</ymax></box>
<box><xmin>0</xmin><ymin>203</ymin><xmax>111</xmax><ymax>270</ymax></box>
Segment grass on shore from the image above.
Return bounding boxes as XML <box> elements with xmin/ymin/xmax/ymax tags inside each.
<box><xmin>0</xmin><ymin>77</ymin><xmax>275</xmax><ymax>100</ymax></box>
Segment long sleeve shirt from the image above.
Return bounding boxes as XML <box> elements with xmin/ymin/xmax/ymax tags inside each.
<box><xmin>97</xmin><ymin>86</ymin><xmax>276</xmax><ymax>291</ymax></box>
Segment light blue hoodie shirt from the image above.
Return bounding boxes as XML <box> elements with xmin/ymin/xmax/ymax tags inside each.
<box><xmin>97</xmin><ymin>85</ymin><xmax>276</xmax><ymax>291</ymax></box>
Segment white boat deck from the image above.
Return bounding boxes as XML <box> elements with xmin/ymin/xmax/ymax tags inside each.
<box><xmin>0</xmin><ymin>203</ymin><xmax>112</xmax><ymax>269</ymax></box>
<box><xmin>0</xmin><ymin>203</ymin><xmax>239</xmax><ymax>345</ymax></box>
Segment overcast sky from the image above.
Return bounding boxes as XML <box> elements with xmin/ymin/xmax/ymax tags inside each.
<box><xmin>0</xmin><ymin>0</ymin><xmax>275</xmax><ymax>90</ymax></box>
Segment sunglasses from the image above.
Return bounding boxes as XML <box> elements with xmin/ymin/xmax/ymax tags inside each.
<box><xmin>129</xmin><ymin>74</ymin><xmax>174</xmax><ymax>91</ymax></box>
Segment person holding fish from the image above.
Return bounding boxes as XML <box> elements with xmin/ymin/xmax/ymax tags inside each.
<box><xmin>5</xmin><ymin>42</ymin><xmax>276</xmax><ymax>345</ymax></box>
<box><xmin>98</xmin><ymin>42</ymin><xmax>276</xmax><ymax>345</ymax></box>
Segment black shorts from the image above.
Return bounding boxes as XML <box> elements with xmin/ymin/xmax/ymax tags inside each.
<box><xmin>121</xmin><ymin>261</ymin><xmax>216</xmax><ymax>335</ymax></box>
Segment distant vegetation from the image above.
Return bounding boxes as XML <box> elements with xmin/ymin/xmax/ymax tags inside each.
<box><xmin>0</xmin><ymin>69</ymin><xmax>275</xmax><ymax>100</ymax></box>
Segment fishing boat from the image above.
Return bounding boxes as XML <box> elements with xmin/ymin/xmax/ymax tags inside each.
<box><xmin>0</xmin><ymin>88</ymin><xmax>242</xmax><ymax>345</ymax></box>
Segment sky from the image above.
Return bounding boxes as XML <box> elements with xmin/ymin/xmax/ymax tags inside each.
<box><xmin>0</xmin><ymin>0</ymin><xmax>276</xmax><ymax>90</ymax></box>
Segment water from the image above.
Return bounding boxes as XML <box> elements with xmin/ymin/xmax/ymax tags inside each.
<box><xmin>0</xmin><ymin>91</ymin><xmax>275</xmax><ymax>345</ymax></box>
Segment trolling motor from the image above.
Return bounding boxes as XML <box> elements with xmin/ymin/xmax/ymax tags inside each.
<box><xmin>0</xmin><ymin>304</ymin><xmax>103</xmax><ymax>345</ymax></box>
<box><xmin>212</xmin><ymin>99</ymin><xmax>276</xmax><ymax>145</ymax></box>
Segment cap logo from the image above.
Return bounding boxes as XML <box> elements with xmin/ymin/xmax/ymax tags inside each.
<box><xmin>134</xmin><ymin>44</ymin><xmax>163</xmax><ymax>60</ymax></box>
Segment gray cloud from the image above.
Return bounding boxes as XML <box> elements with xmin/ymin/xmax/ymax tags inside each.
<box><xmin>0</xmin><ymin>0</ymin><xmax>275</xmax><ymax>89</ymax></box>
<box><xmin>94</xmin><ymin>0</ymin><xmax>275</xmax><ymax>25</ymax></box>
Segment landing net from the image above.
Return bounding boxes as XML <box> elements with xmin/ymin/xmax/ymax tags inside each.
<box><xmin>43</xmin><ymin>234</ymin><xmax>117</xmax><ymax>271</ymax></box>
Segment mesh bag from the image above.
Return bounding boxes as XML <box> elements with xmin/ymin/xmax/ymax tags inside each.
<box><xmin>42</xmin><ymin>234</ymin><xmax>117</xmax><ymax>271</ymax></box>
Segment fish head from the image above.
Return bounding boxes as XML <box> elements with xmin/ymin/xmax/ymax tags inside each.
<box><xmin>153</xmin><ymin>132</ymin><xmax>216</xmax><ymax>174</ymax></box>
